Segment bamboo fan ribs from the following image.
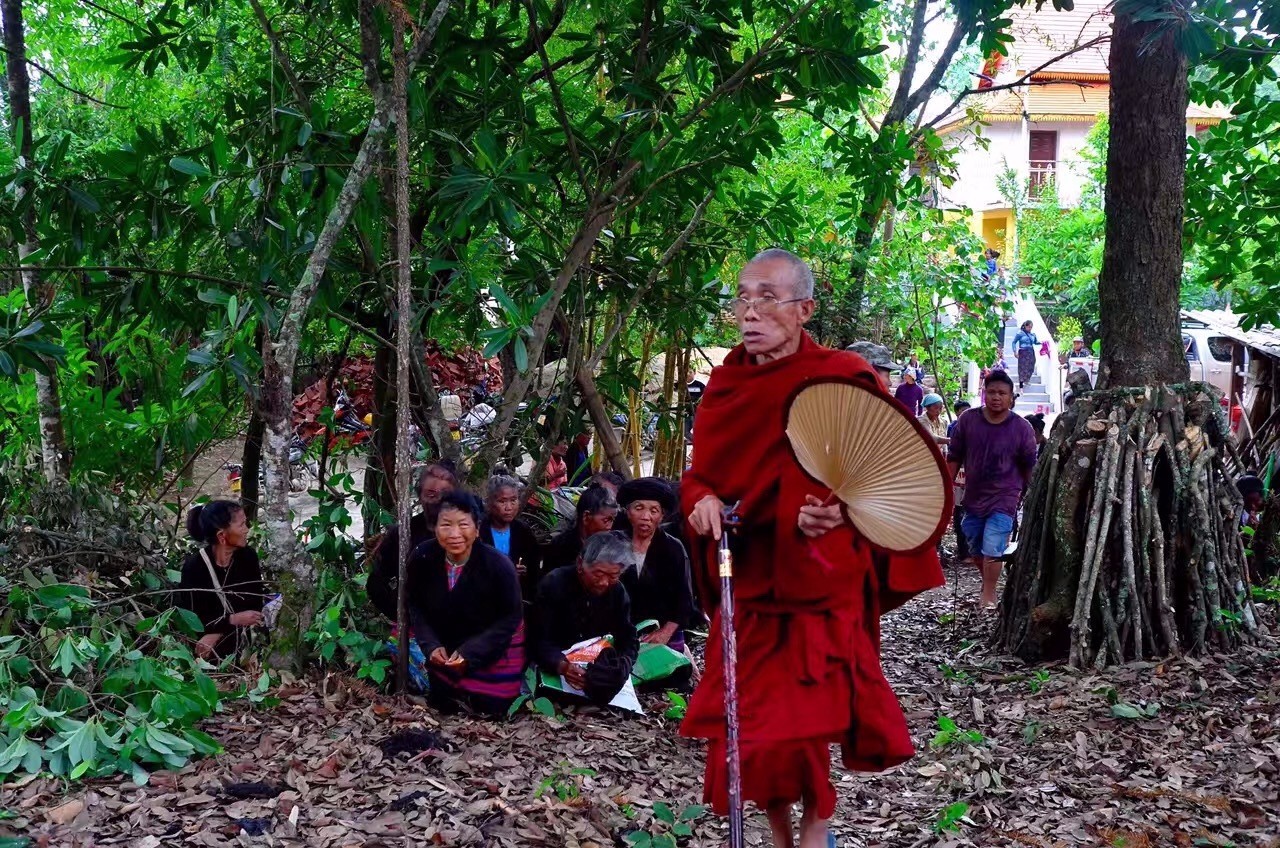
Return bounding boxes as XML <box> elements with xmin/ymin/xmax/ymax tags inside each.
<box><xmin>785</xmin><ymin>380</ymin><xmax>949</xmax><ymax>551</ymax></box>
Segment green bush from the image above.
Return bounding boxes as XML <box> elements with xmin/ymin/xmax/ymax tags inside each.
<box><xmin>0</xmin><ymin>573</ymin><xmax>222</xmax><ymax>784</ymax></box>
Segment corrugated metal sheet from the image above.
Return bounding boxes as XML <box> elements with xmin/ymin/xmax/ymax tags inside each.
<box><xmin>1183</xmin><ymin>310</ymin><xmax>1280</xmax><ymax>359</ymax></box>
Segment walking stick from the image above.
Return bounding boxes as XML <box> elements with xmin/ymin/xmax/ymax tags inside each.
<box><xmin>717</xmin><ymin>503</ymin><xmax>744</xmax><ymax>848</ymax></box>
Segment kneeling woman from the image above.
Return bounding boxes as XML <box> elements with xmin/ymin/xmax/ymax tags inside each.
<box><xmin>408</xmin><ymin>490</ymin><xmax>525</xmax><ymax>715</ymax></box>
<box><xmin>617</xmin><ymin>478</ymin><xmax>696</xmax><ymax>651</ymax></box>
<box><xmin>178</xmin><ymin>501</ymin><xmax>266</xmax><ymax>661</ymax></box>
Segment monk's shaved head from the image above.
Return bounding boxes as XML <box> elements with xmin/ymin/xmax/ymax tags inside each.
<box><xmin>743</xmin><ymin>248</ymin><xmax>814</xmax><ymax>300</ymax></box>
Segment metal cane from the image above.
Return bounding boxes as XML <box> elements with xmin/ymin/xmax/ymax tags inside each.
<box><xmin>718</xmin><ymin>503</ymin><xmax>744</xmax><ymax>848</ymax></box>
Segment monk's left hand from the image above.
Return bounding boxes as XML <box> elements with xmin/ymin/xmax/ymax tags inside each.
<box><xmin>798</xmin><ymin>495</ymin><xmax>843</xmax><ymax>538</ymax></box>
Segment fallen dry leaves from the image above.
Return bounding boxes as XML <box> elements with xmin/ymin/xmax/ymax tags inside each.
<box><xmin>3</xmin><ymin>564</ymin><xmax>1278</xmax><ymax>847</ymax></box>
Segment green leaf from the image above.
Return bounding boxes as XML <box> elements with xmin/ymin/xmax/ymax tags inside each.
<box><xmin>514</xmin><ymin>335</ymin><xmax>528</xmax><ymax>371</ymax></box>
<box><xmin>671</xmin><ymin>822</ymin><xmax>692</xmax><ymax>838</ymax></box>
<box><xmin>169</xmin><ymin>157</ymin><xmax>210</xmax><ymax>178</ymax></box>
<box><xmin>175</xmin><ymin>608</ymin><xmax>205</xmax><ymax>635</ymax></box>
<box><xmin>298</xmin><ymin>122</ymin><xmax>313</xmax><ymax>147</ymax></box>
<box><xmin>531</xmin><ymin>697</ymin><xmax>556</xmax><ymax>717</ymax></box>
<box><xmin>52</xmin><ymin>637</ymin><xmax>82</xmax><ymax>676</ymax></box>
<box><xmin>623</xmin><ymin>833</ymin><xmax>651</xmax><ymax>848</ymax></box>
<box><xmin>653</xmin><ymin>802</ymin><xmax>675</xmax><ymax>824</ymax></box>
<box><xmin>226</xmin><ymin>294</ymin><xmax>239</xmax><ymax>325</ymax></box>
<box><xmin>679</xmin><ymin>804</ymin><xmax>706</xmax><ymax>822</ymax></box>
<box><xmin>66</xmin><ymin>186</ymin><xmax>101</xmax><ymax>213</ymax></box>
<box><xmin>1111</xmin><ymin>703</ymin><xmax>1143</xmax><ymax>719</ymax></box>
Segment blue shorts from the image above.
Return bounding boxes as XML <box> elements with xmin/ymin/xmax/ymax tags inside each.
<box><xmin>961</xmin><ymin>512</ymin><xmax>1015</xmax><ymax>559</ymax></box>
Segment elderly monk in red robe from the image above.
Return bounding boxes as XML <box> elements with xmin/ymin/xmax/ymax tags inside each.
<box><xmin>680</xmin><ymin>248</ymin><xmax>944</xmax><ymax>848</ymax></box>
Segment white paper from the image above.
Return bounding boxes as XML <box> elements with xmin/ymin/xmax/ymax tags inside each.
<box><xmin>558</xmin><ymin>636</ymin><xmax>644</xmax><ymax>714</ymax></box>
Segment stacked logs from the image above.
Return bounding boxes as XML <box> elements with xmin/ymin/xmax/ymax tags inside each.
<box><xmin>996</xmin><ymin>383</ymin><xmax>1265</xmax><ymax>668</ymax></box>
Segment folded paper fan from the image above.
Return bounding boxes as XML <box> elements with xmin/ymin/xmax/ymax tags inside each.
<box><xmin>785</xmin><ymin>380</ymin><xmax>950</xmax><ymax>552</ymax></box>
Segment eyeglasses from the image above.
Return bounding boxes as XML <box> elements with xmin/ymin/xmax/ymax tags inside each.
<box><xmin>726</xmin><ymin>295</ymin><xmax>809</xmax><ymax>317</ymax></box>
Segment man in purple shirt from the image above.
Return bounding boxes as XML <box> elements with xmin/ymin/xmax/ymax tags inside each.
<box><xmin>894</xmin><ymin>369</ymin><xmax>924</xmax><ymax>416</ymax></box>
<box><xmin>946</xmin><ymin>370</ymin><xmax>1038</xmax><ymax>609</ymax></box>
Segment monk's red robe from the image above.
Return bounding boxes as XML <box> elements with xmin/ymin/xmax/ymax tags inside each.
<box><xmin>680</xmin><ymin>334</ymin><xmax>948</xmax><ymax>818</ymax></box>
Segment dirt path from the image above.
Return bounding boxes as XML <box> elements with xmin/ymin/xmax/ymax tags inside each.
<box><xmin>5</xmin><ymin>568</ymin><xmax>1278</xmax><ymax>847</ymax></box>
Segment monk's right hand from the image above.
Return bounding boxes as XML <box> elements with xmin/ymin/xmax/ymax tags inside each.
<box><xmin>689</xmin><ymin>495</ymin><xmax>725</xmax><ymax>541</ymax></box>
<box><xmin>429</xmin><ymin>647</ymin><xmax>450</xmax><ymax>666</ymax></box>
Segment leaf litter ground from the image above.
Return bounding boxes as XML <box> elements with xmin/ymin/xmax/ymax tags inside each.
<box><xmin>4</xmin><ymin>565</ymin><xmax>1278</xmax><ymax>847</ymax></box>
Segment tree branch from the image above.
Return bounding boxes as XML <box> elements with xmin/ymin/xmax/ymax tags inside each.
<box><xmin>479</xmin><ymin>0</ymin><xmax>817</xmax><ymax>464</ymax></box>
<box><xmin>0</xmin><ymin>46</ymin><xmax>124</xmax><ymax>108</ymax></box>
<box><xmin>248</xmin><ymin>0</ymin><xmax>312</xmax><ymax>114</ymax></box>
<box><xmin>885</xmin><ymin>0</ymin><xmax>930</xmax><ymax>126</ymax></box>
<box><xmin>901</xmin><ymin>9</ymin><xmax>972</xmax><ymax>120</ymax></box>
<box><xmin>522</xmin><ymin>0</ymin><xmax>589</xmax><ymax>197</ymax></box>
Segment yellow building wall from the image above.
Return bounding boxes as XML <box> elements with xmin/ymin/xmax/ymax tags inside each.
<box><xmin>967</xmin><ymin>209</ymin><xmax>1017</xmax><ymax>259</ymax></box>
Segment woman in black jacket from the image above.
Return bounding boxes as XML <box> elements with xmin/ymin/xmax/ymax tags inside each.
<box><xmin>616</xmin><ymin>478</ymin><xmax>695</xmax><ymax>651</ymax></box>
<box><xmin>479</xmin><ymin>474</ymin><xmax>544</xmax><ymax>601</ymax></box>
<box><xmin>177</xmin><ymin>500</ymin><xmax>266</xmax><ymax>661</ymax></box>
<box><xmin>542</xmin><ymin>484</ymin><xmax>619</xmax><ymax>572</ymax></box>
<box><xmin>408</xmin><ymin>490</ymin><xmax>525</xmax><ymax>715</ymax></box>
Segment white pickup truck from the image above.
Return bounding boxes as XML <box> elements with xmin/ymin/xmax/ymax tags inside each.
<box><xmin>1062</xmin><ymin>324</ymin><xmax>1238</xmax><ymax>408</ymax></box>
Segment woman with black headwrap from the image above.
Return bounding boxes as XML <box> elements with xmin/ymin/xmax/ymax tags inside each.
<box><xmin>616</xmin><ymin>478</ymin><xmax>695</xmax><ymax>651</ymax></box>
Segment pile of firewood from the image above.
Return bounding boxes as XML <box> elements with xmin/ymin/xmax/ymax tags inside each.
<box><xmin>997</xmin><ymin>383</ymin><xmax>1265</xmax><ymax>668</ymax></box>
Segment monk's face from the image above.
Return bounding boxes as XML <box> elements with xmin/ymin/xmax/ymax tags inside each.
<box><xmin>735</xmin><ymin>259</ymin><xmax>814</xmax><ymax>359</ymax></box>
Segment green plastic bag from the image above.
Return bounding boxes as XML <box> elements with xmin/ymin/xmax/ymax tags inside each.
<box><xmin>632</xmin><ymin>643</ymin><xmax>692</xmax><ymax>686</ymax></box>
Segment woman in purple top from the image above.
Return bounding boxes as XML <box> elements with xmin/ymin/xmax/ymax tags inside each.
<box><xmin>946</xmin><ymin>370</ymin><xmax>1039</xmax><ymax>609</ymax></box>
<box><xmin>894</xmin><ymin>369</ymin><xmax>925</xmax><ymax>416</ymax></box>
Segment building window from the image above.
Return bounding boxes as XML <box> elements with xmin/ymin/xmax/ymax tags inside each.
<box><xmin>1029</xmin><ymin>130</ymin><xmax>1058</xmax><ymax>197</ymax></box>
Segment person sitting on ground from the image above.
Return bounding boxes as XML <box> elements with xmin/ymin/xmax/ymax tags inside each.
<box><xmin>1069</xmin><ymin>337</ymin><xmax>1087</xmax><ymax>358</ymax></box>
<box><xmin>531</xmin><ymin>531</ymin><xmax>640</xmax><ymax>706</ymax></box>
<box><xmin>407</xmin><ymin>490</ymin><xmax>525</xmax><ymax>715</ymax></box>
<box><xmin>543</xmin><ymin>484</ymin><xmax>619</xmax><ymax>572</ymax></box>
<box><xmin>367</xmin><ymin>461</ymin><xmax>459</xmax><ymax>621</ymax></box>
<box><xmin>918</xmin><ymin>393</ymin><xmax>949</xmax><ymax>445</ymax></box>
<box><xmin>178</xmin><ymin>500</ymin><xmax>266</xmax><ymax>661</ymax></box>
<box><xmin>616</xmin><ymin>478</ymin><xmax>696</xmax><ymax>651</ymax></box>
<box><xmin>565</xmin><ymin>432</ymin><xmax>593</xmax><ymax>486</ymax></box>
<box><xmin>844</xmin><ymin>341</ymin><xmax>902</xmax><ymax>391</ymax></box>
<box><xmin>480</xmin><ymin>473</ymin><xmax>544</xmax><ymax>601</ymax></box>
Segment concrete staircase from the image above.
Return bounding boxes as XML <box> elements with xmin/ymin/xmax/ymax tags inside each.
<box><xmin>1003</xmin><ymin>318</ymin><xmax>1054</xmax><ymax>416</ymax></box>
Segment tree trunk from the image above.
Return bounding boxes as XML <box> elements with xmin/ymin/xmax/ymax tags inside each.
<box><xmin>1097</xmin><ymin>3</ymin><xmax>1189</xmax><ymax>388</ymax></box>
<box><xmin>576</xmin><ymin>365</ymin><xmax>630</xmax><ymax>478</ymax></box>
<box><xmin>241</xmin><ymin>408</ymin><xmax>265</xmax><ymax>524</ymax></box>
<box><xmin>364</xmin><ymin>312</ymin><xmax>398</xmax><ymax>522</ymax></box>
<box><xmin>259</xmin><ymin>0</ymin><xmax>450</xmax><ymax>668</ymax></box>
<box><xmin>996</xmin><ymin>3</ymin><xmax>1260</xmax><ymax>668</ymax></box>
<box><xmin>390</xmin><ymin>8</ymin><xmax>414</xmax><ymax>694</ymax></box>
<box><xmin>3</xmin><ymin>0</ymin><xmax>70</xmax><ymax>482</ymax></box>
